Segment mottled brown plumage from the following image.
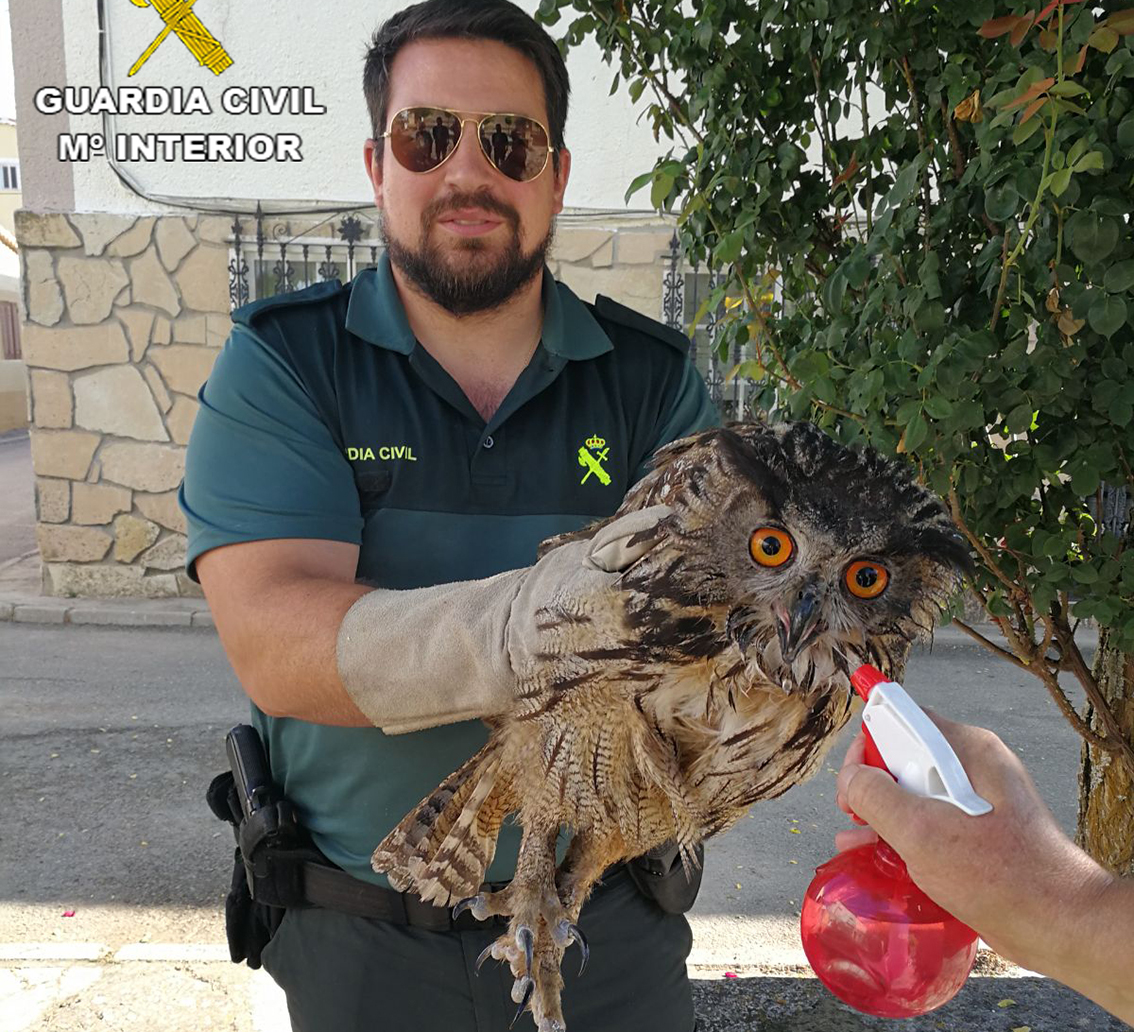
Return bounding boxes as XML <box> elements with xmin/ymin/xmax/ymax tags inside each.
<box><xmin>372</xmin><ymin>420</ymin><xmax>971</xmax><ymax>1031</ymax></box>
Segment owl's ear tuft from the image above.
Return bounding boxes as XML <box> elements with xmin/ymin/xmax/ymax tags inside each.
<box><xmin>917</xmin><ymin>527</ymin><xmax>975</xmax><ymax>579</ymax></box>
<box><xmin>715</xmin><ymin>428</ymin><xmax>787</xmax><ymax>510</ymax></box>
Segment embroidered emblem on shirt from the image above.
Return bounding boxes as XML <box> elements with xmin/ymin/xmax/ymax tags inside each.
<box><xmin>346</xmin><ymin>445</ymin><xmax>418</xmax><ymax>462</ymax></box>
<box><xmin>577</xmin><ymin>434</ymin><xmax>611</xmax><ymax>486</ymax></box>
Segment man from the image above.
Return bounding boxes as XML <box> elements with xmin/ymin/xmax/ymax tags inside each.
<box><xmin>180</xmin><ymin>2</ymin><xmax>717</xmax><ymax>1030</ymax></box>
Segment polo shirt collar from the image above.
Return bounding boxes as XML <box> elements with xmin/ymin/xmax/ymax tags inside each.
<box><xmin>346</xmin><ymin>252</ymin><xmax>613</xmax><ymax>360</ymax></box>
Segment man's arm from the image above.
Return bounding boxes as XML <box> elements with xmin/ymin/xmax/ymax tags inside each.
<box><xmin>197</xmin><ymin>538</ymin><xmax>371</xmax><ymax>726</ymax></box>
<box><xmin>836</xmin><ymin>717</ymin><xmax>1134</xmax><ymax>1025</ymax></box>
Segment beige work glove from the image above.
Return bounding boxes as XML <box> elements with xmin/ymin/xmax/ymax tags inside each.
<box><xmin>336</xmin><ymin>505</ymin><xmax>673</xmax><ymax>734</ymax></box>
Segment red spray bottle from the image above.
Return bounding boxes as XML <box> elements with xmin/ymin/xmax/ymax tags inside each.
<box><xmin>799</xmin><ymin>664</ymin><xmax>993</xmax><ymax>1018</ymax></box>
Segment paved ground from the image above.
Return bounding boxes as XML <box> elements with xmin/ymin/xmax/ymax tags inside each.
<box><xmin>1</xmin><ymin>618</ymin><xmax>1123</xmax><ymax>1031</ymax></box>
<box><xmin>0</xmin><ymin>431</ymin><xmax>35</xmax><ymax>566</ymax></box>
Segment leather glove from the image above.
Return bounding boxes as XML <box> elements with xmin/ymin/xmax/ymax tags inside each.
<box><xmin>336</xmin><ymin>505</ymin><xmax>674</xmax><ymax>734</ymax></box>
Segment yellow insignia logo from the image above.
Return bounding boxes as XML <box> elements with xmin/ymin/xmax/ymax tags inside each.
<box><xmin>578</xmin><ymin>434</ymin><xmax>611</xmax><ymax>486</ymax></box>
<box><xmin>127</xmin><ymin>0</ymin><xmax>234</xmax><ymax>78</ymax></box>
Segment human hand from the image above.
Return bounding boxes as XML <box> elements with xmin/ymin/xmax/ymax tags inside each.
<box><xmin>833</xmin><ymin>712</ymin><xmax>1113</xmax><ymax>976</ymax></box>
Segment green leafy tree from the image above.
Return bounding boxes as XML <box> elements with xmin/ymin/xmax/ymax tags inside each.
<box><xmin>540</xmin><ymin>0</ymin><xmax>1134</xmax><ymax>872</ymax></box>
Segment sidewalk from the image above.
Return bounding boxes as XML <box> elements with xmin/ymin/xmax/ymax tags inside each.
<box><xmin>0</xmin><ymin>551</ymin><xmax>214</xmax><ymax>628</ymax></box>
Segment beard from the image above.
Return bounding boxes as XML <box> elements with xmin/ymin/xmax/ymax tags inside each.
<box><xmin>380</xmin><ymin>188</ymin><xmax>553</xmax><ymax>316</ymax></box>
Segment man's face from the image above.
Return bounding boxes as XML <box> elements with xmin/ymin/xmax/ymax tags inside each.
<box><xmin>364</xmin><ymin>38</ymin><xmax>571</xmax><ymax>316</ymax></box>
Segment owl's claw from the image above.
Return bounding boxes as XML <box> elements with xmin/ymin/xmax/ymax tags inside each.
<box><xmin>552</xmin><ymin>918</ymin><xmax>589</xmax><ymax>975</ymax></box>
<box><xmin>516</xmin><ymin>924</ymin><xmax>535</xmax><ymax>974</ymax></box>
<box><xmin>509</xmin><ymin>976</ymin><xmax>534</xmax><ymax>1027</ymax></box>
<box><xmin>452</xmin><ymin>894</ymin><xmax>488</xmax><ymax>921</ymax></box>
<box><xmin>568</xmin><ymin>923</ymin><xmax>589</xmax><ymax>976</ymax></box>
<box><xmin>474</xmin><ymin>940</ymin><xmax>495</xmax><ymax>975</ymax></box>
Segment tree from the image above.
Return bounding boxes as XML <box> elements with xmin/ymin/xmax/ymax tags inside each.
<box><xmin>539</xmin><ymin>0</ymin><xmax>1134</xmax><ymax>873</ymax></box>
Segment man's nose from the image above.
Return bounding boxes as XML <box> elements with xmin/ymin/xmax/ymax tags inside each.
<box><xmin>442</xmin><ymin>121</ymin><xmax>496</xmax><ymax>184</ymax></box>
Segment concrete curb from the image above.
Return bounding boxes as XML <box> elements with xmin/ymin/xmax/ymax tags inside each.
<box><xmin>0</xmin><ymin>553</ymin><xmax>213</xmax><ymax>628</ymax></box>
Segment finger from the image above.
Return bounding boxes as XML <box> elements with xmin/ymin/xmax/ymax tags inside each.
<box><xmin>834</xmin><ymin>827</ymin><xmax>877</xmax><ymax>853</ymax></box>
<box><xmin>838</xmin><ymin>764</ymin><xmax>919</xmax><ymax>842</ymax></box>
<box><xmin>840</xmin><ymin>731</ymin><xmax>866</xmax><ymax>771</ymax></box>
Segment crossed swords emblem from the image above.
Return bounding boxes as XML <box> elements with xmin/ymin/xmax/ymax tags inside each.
<box><xmin>127</xmin><ymin>0</ymin><xmax>234</xmax><ymax>78</ymax></box>
<box><xmin>577</xmin><ymin>441</ymin><xmax>611</xmax><ymax>487</ymax></box>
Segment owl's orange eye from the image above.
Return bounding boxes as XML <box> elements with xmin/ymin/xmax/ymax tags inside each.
<box><xmin>845</xmin><ymin>560</ymin><xmax>889</xmax><ymax>599</ymax></box>
<box><xmin>749</xmin><ymin>528</ymin><xmax>794</xmax><ymax>568</ymax></box>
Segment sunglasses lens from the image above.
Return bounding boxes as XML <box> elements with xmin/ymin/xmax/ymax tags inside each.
<box><xmin>389</xmin><ymin>107</ymin><xmax>461</xmax><ymax>173</ymax></box>
<box><xmin>478</xmin><ymin>115</ymin><xmax>550</xmax><ymax>182</ymax></box>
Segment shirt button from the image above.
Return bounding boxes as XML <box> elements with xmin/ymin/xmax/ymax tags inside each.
<box><xmin>483</xmin><ymin>436</ymin><xmax>495</xmax><ymax>449</ymax></box>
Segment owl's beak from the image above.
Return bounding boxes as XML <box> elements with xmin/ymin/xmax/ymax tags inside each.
<box><xmin>779</xmin><ymin>580</ymin><xmax>824</xmax><ymax>662</ymax></box>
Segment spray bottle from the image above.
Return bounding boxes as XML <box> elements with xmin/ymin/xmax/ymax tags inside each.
<box><xmin>799</xmin><ymin>664</ymin><xmax>993</xmax><ymax>1017</ymax></box>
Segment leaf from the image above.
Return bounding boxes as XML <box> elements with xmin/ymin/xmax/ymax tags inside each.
<box><xmin>1109</xmin><ymin>9</ymin><xmax>1134</xmax><ymax>34</ymax></box>
<box><xmin>1003</xmin><ymin>78</ymin><xmax>1055</xmax><ymax>110</ymax></box>
<box><xmin>1089</xmin><ymin>26</ymin><xmax>1119</xmax><ymax>52</ymax></box>
<box><xmin>1103</xmin><ymin>259</ymin><xmax>1134</xmax><ymax>293</ymax></box>
<box><xmin>1067</xmin><ymin>211</ymin><xmax>1121</xmax><ymax>263</ymax></box>
<box><xmin>624</xmin><ymin>169</ymin><xmax>655</xmax><ymax>204</ymax></box>
<box><xmin>1072</xmin><ymin>45</ymin><xmax>1088</xmax><ymax>74</ymax></box>
<box><xmin>715</xmin><ymin>229</ymin><xmax>744</xmax><ymax>264</ymax></box>
<box><xmin>997</xmin><ymin>999</ymin><xmax>1017</xmax><ymax>1009</ymax></box>
<box><xmin>978</xmin><ymin>15</ymin><xmax>1021</xmax><ymax>38</ymax></box>
<box><xmin>904</xmin><ymin>411</ymin><xmax>929</xmax><ymax>452</ymax></box>
<box><xmin>651</xmin><ymin>172</ymin><xmax>675</xmax><ymax>210</ymax></box>
<box><xmin>1048</xmin><ymin>167</ymin><xmax>1072</xmax><ymax>196</ymax></box>
<box><xmin>1089</xmin><ymin>295</ymin><xmax>1128</xmax><ymax>337</ymax></box>
<box><xmin>1072</xmin><ymin>150</ymin><xmax>1104</xmax><ymax>172</ymax></box>
<box><xmin>1020</xmin><ymin>95</ymin><xmax>1049</xmax><ymax>123</ymax></box>
<box><xmin>1050</xmin><ymin>80</ymin><xmax>1088</xmax><ymax>97</ymax></box>
<box><xmin>1013</xmin><ymin>116</ymin><xmax>1042</xmax><ymax>144</ymax></box>
<box><xmin>1010</xmin><ymin>12</ymin><xmax>1036</xmax><ymax>46</ymax></box>
<box><xmin>985</xmin><ymin>181</ymin><xmax>1019</xmax><ymax>221</ymax></box>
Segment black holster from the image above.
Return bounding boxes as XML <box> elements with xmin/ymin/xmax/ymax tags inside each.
<box><xmin>625</xmin><ymin>840</ymin><xmax>705</xmax><ymax>914</ymax></box>
<box><xmin>206</xmin><ymin>764</ymin><xmax>321</xmax><ymax>968</ymax></box>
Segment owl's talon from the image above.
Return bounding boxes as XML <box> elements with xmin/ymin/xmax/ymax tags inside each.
<box><xmin>452</xmin><ymin>894</ymin><xmax>485</xmax><ymax>921</ymax></box>
<box><xmin>567</xmin><ymin>923</ymin><xmax>589</xmax><ymax>975</ymax></box>
<box><xmin>474</xmin><ymin>940</ymin><xmax>495</xmax><ymax>975</ymax></box>
<box><xmin>509</xmin><ymin>976</ymin><xmax>534</xmax><ymax>1026</ymax></box>
<box><xmin>516</xmin><ymin>924</ymin><xmax>535</xmax><ymax>974</ymax></box>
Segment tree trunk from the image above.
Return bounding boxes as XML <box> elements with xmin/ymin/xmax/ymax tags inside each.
<box><xmin>1076</xmin><ymin>627</ymin><xmax>1134</xmax><ymax>877</ymax></box>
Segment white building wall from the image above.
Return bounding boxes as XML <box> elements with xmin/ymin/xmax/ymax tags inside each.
<box><xmin>54</xmin><ymin>0</ymin><xmax>668</xmax><ymax>215</ymax></box>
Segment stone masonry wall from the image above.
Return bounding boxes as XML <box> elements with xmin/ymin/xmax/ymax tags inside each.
<box><xmin>18</xmin><ymin>211</ymin><xmax>231</xmax><ymax>598</ymax></box>
<box><xmin>16</xmin><ymin>211</ymin><xmax>675</xmax><ymax>598</ymax></box>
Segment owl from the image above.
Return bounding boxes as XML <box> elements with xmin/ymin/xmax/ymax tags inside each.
<box><xmin>372</xmin><ymin>420</ymin><xmax>971</xmax><ymax>1032</ymax></box>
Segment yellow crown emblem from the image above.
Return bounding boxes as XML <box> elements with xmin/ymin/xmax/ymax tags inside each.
<box><xmin>585</xmin><ymin>434</ymin><xmax>606</xmax><ymax>451</ymax></box>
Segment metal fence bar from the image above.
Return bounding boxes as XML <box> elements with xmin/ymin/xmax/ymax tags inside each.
<box><xmin>0</xmin><ymin>301</ymin><xmax>20</xmax><ymax>360</ymax></box>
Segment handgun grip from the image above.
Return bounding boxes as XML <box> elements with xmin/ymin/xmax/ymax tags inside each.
<box><xmin>226</xmin><ymin>723</ymin><xmax>271</xmax><ymax>819</ymax></box>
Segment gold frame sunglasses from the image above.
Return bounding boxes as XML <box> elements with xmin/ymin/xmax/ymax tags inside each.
<box><xmin>377</xmin><ymin>106</ymin><xmax>555</xmax><ymax>183</ymax></box>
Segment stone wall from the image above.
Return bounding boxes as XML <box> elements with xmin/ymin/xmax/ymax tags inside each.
<box><xmin>16</xmin><ymin>212</ymin><xmax>675</xmax><ymax>598</ymax></box>
<box><xmin>18</xmin><ymin>211</ymin><xmax>231</xmax><ymax>598</ymax></box>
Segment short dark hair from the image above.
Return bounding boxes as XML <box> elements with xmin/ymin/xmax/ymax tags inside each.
<box><xmin>363</xmin><ymin>0</ymin><xmax>570</xmax><ymax>165</ymax></box>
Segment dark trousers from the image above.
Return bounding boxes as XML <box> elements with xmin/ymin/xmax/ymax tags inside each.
<box><xmin>261</xmin><ymin>865</ymin><xmax>695</xmax><ymax>1032</ymax></box>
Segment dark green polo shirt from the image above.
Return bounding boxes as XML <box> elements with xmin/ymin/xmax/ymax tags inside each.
<box><xmin>181</xmin><ymin>253</ymin><xmax>718</xmax><ymax>886</ymax></box>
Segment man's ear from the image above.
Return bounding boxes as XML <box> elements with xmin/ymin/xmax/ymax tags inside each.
<box><xmin>363</xmin><ymin>138</ymin><xmax>385</xmax><ymax>209</ymax></box>
<box><xmin>551</xmin><ymin>146</ymin><xmax>571</xmax><ymax>215</ymax></box>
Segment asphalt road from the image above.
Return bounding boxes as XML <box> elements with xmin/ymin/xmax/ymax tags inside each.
<box><xmin>0</xmin><ymin>621</ymin><xmax>1124</xmax><ymax>1031</ymax></box>
<box><xmin>0</xmin><ymin>431</ymin><xmax>35</xmax><ymax>566</ymax></box>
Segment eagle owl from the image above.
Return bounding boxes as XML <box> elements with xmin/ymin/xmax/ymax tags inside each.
<box><xmin>372</xmin><ymin>421</ymin><xmax>970</xmax><ymax>1031</ymax></box>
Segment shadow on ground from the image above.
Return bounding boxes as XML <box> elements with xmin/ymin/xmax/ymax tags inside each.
<box><xmin>691</xmin><ymin>974</ymin><xmax>1126</xmax><ymax>1031</ymax></box>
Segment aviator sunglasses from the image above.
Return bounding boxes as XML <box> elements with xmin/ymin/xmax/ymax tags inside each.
<box><xmin>378</xmin><ymin>106</ymin><xmax>554</xmax><ymax>183</ymax></box>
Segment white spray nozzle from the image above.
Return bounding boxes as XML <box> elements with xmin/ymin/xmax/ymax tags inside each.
<box><xmin>862</xmin><ymin>680</ymin><xmax>992</xmax><ymax>817</ymax></box>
